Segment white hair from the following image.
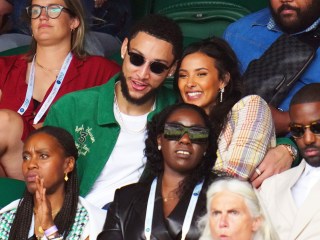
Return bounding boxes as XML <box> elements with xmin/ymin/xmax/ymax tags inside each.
<box><xmin>198</xmin><ymin>178</ymin><xmax>279</xmax><ymax>240</ymax></box>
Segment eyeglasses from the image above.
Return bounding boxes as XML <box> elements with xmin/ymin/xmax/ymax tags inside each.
<box><xmin>164</xmin><ymin>123</ymin><xmax>209</xmax><ymax>144</ymax></box>
<box><xmin>127</xmin><ymin>50</ymin><xmax>170</xmax><ymax>75</ymax></box>
<box><xmin>290</xmin><ymin>120</ymin><xmax>320</xmax><ymax>138</ymax></box>
<box><xmin>26</xmin><ymin>4</ymin><xmax>71</xmax><ymax>19</ymax></box>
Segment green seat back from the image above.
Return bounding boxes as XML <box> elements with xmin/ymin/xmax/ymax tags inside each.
<box><xmin>0</xmin><ymin>45</ymin><xmax>30</xmax><ymax>57</ymax></box>
<box><xmin>0</xmin><ymin>178</ymin><xmax>25</xmax><ymax>208</ymax></box>
<box><xmin>148</xmin><ymin>0</ymin><xmax>268</xmax><ymax>43</ymax></box>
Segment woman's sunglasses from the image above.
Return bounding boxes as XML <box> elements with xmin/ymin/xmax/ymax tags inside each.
<box><xmin>289</xmin><ymin>120</ymin><xmax>320</xmax><ymax>138</ymax></box>
<box><xmin>163</xmin><ymin>123</ymin><xmax>209</xmax><ymax>144</ymax></box>
<box><xmin>127</xmin><ymin>50</ymin><xmax>170</xmax><ymax>75</ymax></box>
<box><xmin>26</xmin><ymin>4</ymin><xmax>71</xmax><ymax>19</ymax></box>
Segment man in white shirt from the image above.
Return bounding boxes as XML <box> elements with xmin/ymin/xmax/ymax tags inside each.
<box><xmin>45</xmin><ymin>14</ymin><xmax>182</xmax><ymax>208</ymax></box>
<box><xmin>260</xmin><ymin>83</ymin><xmax>320</xmax><ymax>239</ymax></box>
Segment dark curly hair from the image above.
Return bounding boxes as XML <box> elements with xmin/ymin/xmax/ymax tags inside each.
<box><xmin>127</xmin><ymin>14</ymin><xmax>183</xmax><ymax>62</ymax></box>
<box><xmin>142</xmin><ymin>103</ymin><xmax>217</xmax><ymax>196</ymax></box>
<box><xmin>9</xmin><ymin>126</ymin><xmax>79</xmax><ymax>239</ymax></box>
<box><xmin>174</xmin><ymin>37</ymin><xmax>243</xmax><ymax>142</ymax></box>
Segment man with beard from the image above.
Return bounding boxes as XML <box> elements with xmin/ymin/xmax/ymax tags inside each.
<box><xmin>223</xmin><ymin>0</ymin><xmax>320</xmax><ymax>135</ymax></box>
<box><xmin>223</xmin><ymin>0</ymin><xmax>320</xmax><ymax>188</ymax></box>
<box><xmin>259</xmin><ymin>83</ymin><xmax>320</xmax><ymax>239</ymax></box>
<box><xmin>44</xmin><ymin>14</ymin><xmax>182</xmax><ymax>208</ymax></box>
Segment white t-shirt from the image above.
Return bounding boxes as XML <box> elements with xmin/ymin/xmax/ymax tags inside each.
<box><xmin>85</xmin><ymin>104</ymin><xmax>148</xmax><ymax>208</ymax></box>
<box><xmin>291</xmin><ymin>161</ymin><xmax>320</xmax><ymax>208</ymax></box>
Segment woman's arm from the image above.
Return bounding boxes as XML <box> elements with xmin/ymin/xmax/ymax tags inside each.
<box><xmin>215</xmin><ymin>95</ymin><xmax>276</xmax><ymax>179</ymax></box>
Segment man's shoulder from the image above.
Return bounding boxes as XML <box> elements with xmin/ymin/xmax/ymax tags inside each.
<box><xmin>225</xmin><ymin>8</ymin><xmax>270</xmax><ymax>32</ymax></box>
<box><xmin>262</xmin><ymin>163</ymin><xmax>303</xmax><ymax>189</ymax></box>
<box><xmin>53</xmin><ymin>80</ymin><xmax>111</xmax><ymax>105</ymax></box>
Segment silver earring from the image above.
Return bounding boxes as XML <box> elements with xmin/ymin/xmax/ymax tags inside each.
<box><xmin>203</xmin><ymin>152</ymin><xmax>206</xmax><ymax>156</ymax></box>
<box><xmin>158</xmin><ymin>145</ymin><xmax>161</xmax><ymax>151</ymax></box>
<box><xmin>220</xmin><ymin>87</ymin><xmax>224</xmax><ymax>103</ymax></box>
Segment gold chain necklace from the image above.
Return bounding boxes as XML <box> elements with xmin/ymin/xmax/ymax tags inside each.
<box><xmin>114</xmin><ymin>82</ymin><xmax>155</xmax><ymax>134</ymax></box>
<box><xmin>163</xmin><ymin>196</ymin><xmax>177</xmax><ymax>202</ymax></box>
<box><xmin>36</xmin><ymin>60</ymin><xmax>61</xmax><ymax>79</ymax></box>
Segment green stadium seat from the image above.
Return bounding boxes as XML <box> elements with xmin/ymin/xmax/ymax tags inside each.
<box><xmin>0</xmin><ymin>178</ymin><xmax>25</xmax><ymax>209</ymax></box>
<box><xmin>148</xmin><ymin>0</ymin><xmax>268</xmax><ymax>43</ymax></box>
<box><xmin>0</xmin><ymin>45</ymin><xmax>30</xmax><ymax>57</ymax></box>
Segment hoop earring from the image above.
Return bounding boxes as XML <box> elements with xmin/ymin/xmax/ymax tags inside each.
<box><xmin>64</xmin><ymin>172</ymin><xmax>69</xmax><ymax>182</ymax></box>
<box><xmin>220</xmin><ymin>87</ymin><xmax>224</xmax><ymax>103</ymax></box>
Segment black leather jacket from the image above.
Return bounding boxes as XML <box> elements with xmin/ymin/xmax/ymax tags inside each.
<box><xmin>97</xmin><ymin>178</ymin><xmax>207</xmax><ymax>240</ymax></box>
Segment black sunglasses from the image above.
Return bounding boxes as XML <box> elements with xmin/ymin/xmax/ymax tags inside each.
<box><xmin>26</xmin><ymin>4</ymin><xmax>71</xmax><ymax>19</ymax></box>
<box><xmin>164</xmin><ymin>122</ymin><xmax>209</xmax><ymax>144</ymax></box>
<box><xmin>127</xmin><ymin>50</ymin><xmax>170</xmax><ymax>75</ymax></box>
<box><xmin>290</xmin><ymin>120</ymin><xmax>320</xmax><ymax>138</ymax></box>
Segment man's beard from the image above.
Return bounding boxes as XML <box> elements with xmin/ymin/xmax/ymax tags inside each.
<box><xmin>119</xmin><ymin>72</ymin><xmax>160</xmax><ymax>106</ymax></box>
<box><xmin>270</xmin><ymin>1</ymin><xmax>320</xmax><ymax>34</ymax></box>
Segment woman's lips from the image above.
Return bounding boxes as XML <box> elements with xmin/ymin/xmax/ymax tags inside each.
<box><xmin>26</xmin><ymin>173</ymin><xmax>38</xmax><ymax>182</ymax></box>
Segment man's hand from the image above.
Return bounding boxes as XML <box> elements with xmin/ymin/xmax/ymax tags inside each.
<box><xmin>250</xmin><ymin>145</ymin><xmax>292</xmax><ymax>188</ymax></box>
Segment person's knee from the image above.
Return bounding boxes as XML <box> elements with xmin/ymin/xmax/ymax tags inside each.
<box><xmin>0</xmin><ymin>109</ymin><xmax>24</xmax><ymax>141</ymax></box>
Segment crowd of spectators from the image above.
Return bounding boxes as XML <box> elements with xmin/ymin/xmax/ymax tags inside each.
<box><xmin>0</xmin><ymin>0</ymin><xmax>320</xmax><ymax>239</ymax></box>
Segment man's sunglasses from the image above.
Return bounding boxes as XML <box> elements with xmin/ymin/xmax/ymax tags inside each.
<box><xmin>127</xmin><ymin>50</ymin><xmax>170</xmax><ymax>75</ymax></box>
<box><xmin>163</xmin><ymin>123</ymin><xmax>209</xmax><ymax>144</ymax></box>
<box><xmin>289</xmin><ymin>120</ymin><xmax>320</xmax><ymax>138</ymax></box>
<box><xmin>26</xmin><ymin>4</ymin><xmax>71</xmax><ymax>19</ymax></box>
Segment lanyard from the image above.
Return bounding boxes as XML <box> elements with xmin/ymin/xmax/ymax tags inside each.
<box><xmin>18</xmin><ymin>52</ymin><xmax>73</xmax><ymax>124</ymax></box>
<box><xmin>144</xmin><ymin>177</ymin><xmax>204</xmax><ymax>240</ymax></box>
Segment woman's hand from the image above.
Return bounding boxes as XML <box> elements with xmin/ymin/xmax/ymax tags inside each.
<box><xmin>250</xmin><ymin>145</ymin><xmax>292</xmax><ymax>188</ymax></box>
<box><xmin>34</xmin><ymin>176</ymin><xmax>55</xmax><ymax>230</ymax></box>
<box><xmin>94</xmin><ymin>0</ymin><xmax>107</xmax><ymax>8</ymax></box>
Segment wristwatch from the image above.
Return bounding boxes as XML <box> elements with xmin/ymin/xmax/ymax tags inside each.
<box><xmin>281</xmin><ymin>144</ymin><xmax>298</xmax><ymax>161</ymax></box>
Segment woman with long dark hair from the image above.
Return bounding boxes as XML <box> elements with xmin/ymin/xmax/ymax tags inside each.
<box><xmin>0</xmin><ymin>126</ymin><xmax>106</xmax><ymax>239</ymax></box>
<box><xmin>176</xmin><ymin>37</ymin><xmax>277</xmax><ymax>180</ymax></box>
<box><xmin>98</xmin><ymin>103</ymin><xmax>221</xmax><ymax>240</ymax></box>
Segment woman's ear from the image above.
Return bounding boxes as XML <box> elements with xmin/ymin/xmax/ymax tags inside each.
<box><xmin>252</xmin><ymin>216</ymin><xmax>262</xmax><ymax>232</ymax></box>
<box><xmin>64</xmin><ymin>157</ymin><xmax>75</xmax><ymax>174</ymax></box>
<box><xmin>219</xmin><ymin>72</ymin><xmax>230</xmax><ymax>89</ymax></box>
<box><xmin>121</xmin><ymin>38</ymin><xmax>129</xmax><ymax>59</ymax></box>
<box><xmin>157</xmin><ymin>135</ymin><xmax>162</xmax><ymax>148</ymax></box>
<box><xmin>70</xmin><ymin>17</ymin><xmax>80</xmax><ymax>31</ymax></box>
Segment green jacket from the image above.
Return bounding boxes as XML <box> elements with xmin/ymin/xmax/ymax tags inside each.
<box><xmin>44</xmin><ymin>74</ymin><xmax>177</xmax><ymax>196</ymax></box>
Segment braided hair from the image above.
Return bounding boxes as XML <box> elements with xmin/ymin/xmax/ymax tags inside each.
<box><xmin>9</xmin><ymin>126</ymin><xmax>79</xmax><ymax>239</ymax></box>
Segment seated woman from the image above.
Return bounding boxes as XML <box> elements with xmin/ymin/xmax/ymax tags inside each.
<box><xmin>0</xmin><ymin>126</ymin><xmax>105</xmax><ymax>239</ymax></box>
<box><xmin>0</xmin><ymin>0</ymin><xmax>120</xmax><ymax>179</ymax></box>
<box><xmin>199</xmin><ymin>178</ymin><xmax>279</xmax><ymax>240</ymax></box>
<box><xmin>176</xmin><ymin>37</ymin><xmax>291</xmax><ymax>180</ymax></box>
<box><xmin>98</xmin><ymin>103</ymin><xmax>221</xmax><ymax>240</ymax></box>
